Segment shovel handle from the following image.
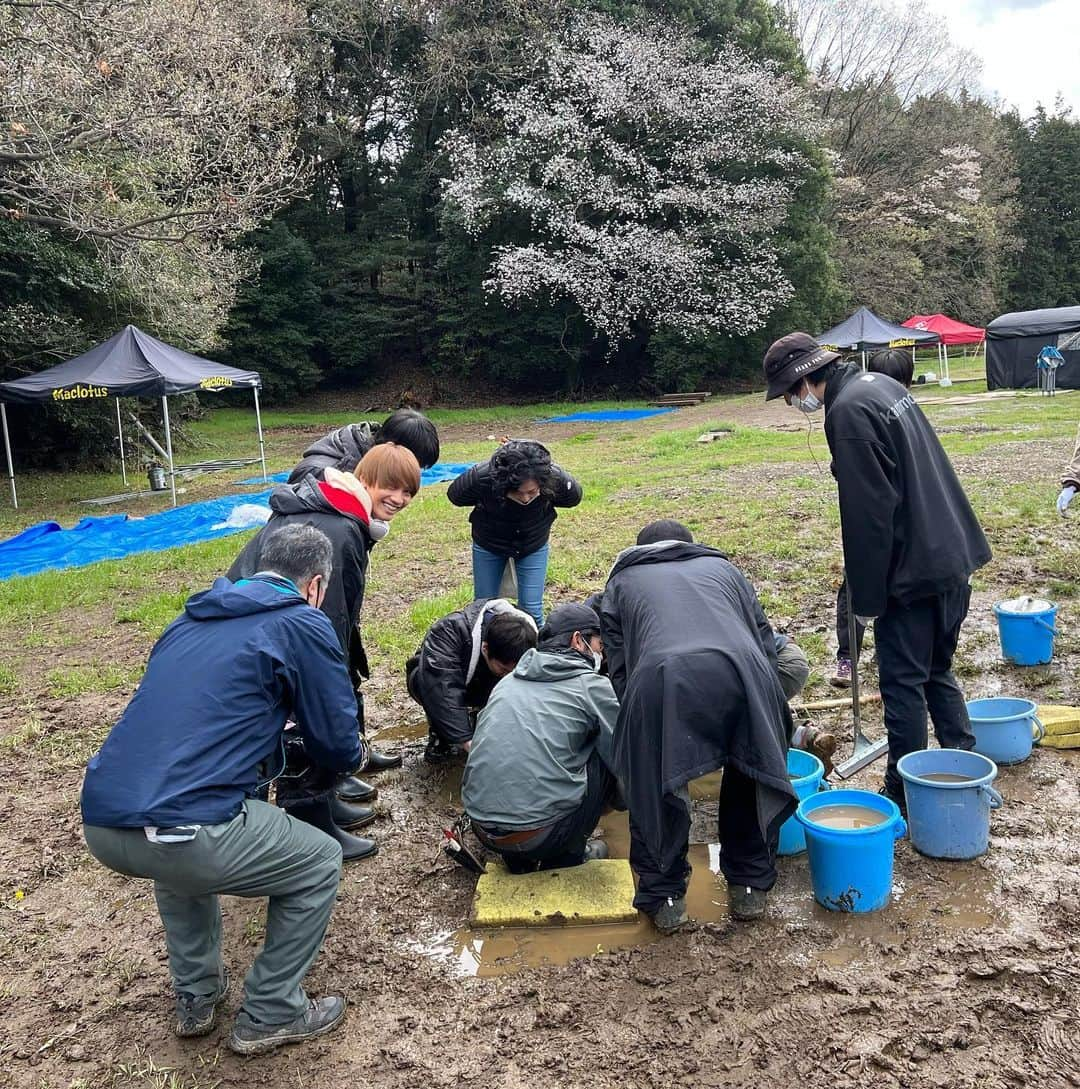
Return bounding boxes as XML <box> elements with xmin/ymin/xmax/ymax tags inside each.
<box><xmin>846</xmin><ymin>576</ymin><xmax>862</xmax><ymax>736</ymax></box>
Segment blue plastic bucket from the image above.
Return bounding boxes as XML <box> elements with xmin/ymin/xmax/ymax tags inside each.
<box><xmin>897</xmin><ymin>749</ymin><xmax>1002</xmax><ymax>859</ymax></box>
<box><xmin>965</xmin><ymin>697</ymin><xmax>1045</xmax><ymax>765</ymax></box>
<box><xmin>794</xmin><ymin>789</ymin><xmax>907</xmax><ymax>913</ymax></box>
<box><xmin>777</xmin><ymin>749</ymin><xmax>826</xmax><ymax>857</ymax></box>
<box><xmin>994</xmin><ymin>601</ymin><xmax>1058</xmax><ymax>666</ymax></box>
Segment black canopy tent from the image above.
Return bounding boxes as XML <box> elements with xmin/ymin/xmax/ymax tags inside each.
<box><xmin>0</xmin><ymin>325</ymin><xmax>266</xmax><ymax>508</ymax></box>
<box><xmin>985</xmin><ymin>306</ymin><xmax>1080</xmax><ymax>391</ymax></box>
<box><xmin>817</xmin><ymin>306</ymin><xmax>940</xmax><ymax>373</ymax></box>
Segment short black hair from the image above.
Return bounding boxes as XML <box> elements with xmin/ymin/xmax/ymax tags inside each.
<box><xmin>490</xmin><ymin>440</ymin><xmax>554</xmax><ymax>497</ymax></box>
<box><xmin>484</xmin><ymin>611</ymin><xmax>538</xmax><ymax>664</ymax></box>
<box><xmin>377</xmin><ymin>409</ymin><xmax>440</xmax><ymax>469</ymax></box>
<box><xmin>258</xmin><ymin>524</ymin><xmax>333</xmax><ymax>588</ymax></box>
<box><xmin>796</xmin><ymin>358</ymin><xmax>841</xmax><ymax>393</ymax></box>
<box><xmin>868</xmin><ymin>349</ymin><xmax>914</xmax><ymax>389</ymax></box>
<box><xmin>637</xmin><ymin>519</ymin><xmax>694</xmax><ymax>546</ymax></box>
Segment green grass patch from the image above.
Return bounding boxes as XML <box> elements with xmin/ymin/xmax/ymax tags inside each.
<box><xmin>46</xmin><ymin>663</ymin><xmax>143</xmax><ymax>698</ymax></box>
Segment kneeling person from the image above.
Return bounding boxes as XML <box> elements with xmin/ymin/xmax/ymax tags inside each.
<box><xmin>81</xmin><ymin>525</ymin><xmax>361</xmax><ymax>1056</ymax></box>
<box><xmin>406</xmin><ymin>599</ymin><xmax>537</xmax><ymax>763</ymax></box>
<box><xmin>462</xmin><ymin>604</ymin><xmax>621</xmax><ymax>871</ymax></box>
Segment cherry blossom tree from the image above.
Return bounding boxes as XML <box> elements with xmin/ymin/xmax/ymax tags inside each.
<box><xmin>441</xmin><ymin>13</ymin><xmax>813</xmax><ymax>345</ymax></box>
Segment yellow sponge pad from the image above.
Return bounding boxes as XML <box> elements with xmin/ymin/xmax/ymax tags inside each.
<box><xmin>470</xmin><ymin>859</ymin><xmax>638</xmax><ymax>928</ymax></box>
<box><xmin>1037</xmin><ymin>705</ymin><xmax>1080</xmax><ymax>749</ymax></box>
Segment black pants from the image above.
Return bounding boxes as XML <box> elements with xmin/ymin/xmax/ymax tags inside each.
<box><xmin>480</xmin><ymin>751</ymin><xmax>616</xmax><ymax>873</ymax></box>
<box><xmin>630</xmin><ymin>764</ymin><xmax>782</xmax><ymax>915</ymax></box>
<box><xmin>836</xmin><ymin>576</ymin><xmax>867</xmax><ymax>661</ymax></box>
<box><xmin>875</xmin><ymin>583</ymin><xmax>975</xmax><ymax>797</ymax></box>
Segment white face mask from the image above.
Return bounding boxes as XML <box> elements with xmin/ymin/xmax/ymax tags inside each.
<box><xmin>791</xmin><ymin>383</ymin><xmax>823</xmax><ymax>414</ymax></box>
<box><xmin>590</xmin><ymin>648</ymin><xmax>603</xmax><ymax>672</ymax></box>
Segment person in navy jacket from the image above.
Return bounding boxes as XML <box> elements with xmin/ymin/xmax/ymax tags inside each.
<box><xmin>82</xmin><ymin>524</ymin><xmax>362</xmax><ymax>1056</ymax></box>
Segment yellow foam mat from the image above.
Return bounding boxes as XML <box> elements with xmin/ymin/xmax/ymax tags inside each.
<box><xmin>1037</xmin><ymin>705</ymin><xmax>1080</xmax><ymax>749</ymax></box>
<box><xmin>470</xmin><ymin>859</ymin><xmax>637</xmax><ymax>928</ymax></box>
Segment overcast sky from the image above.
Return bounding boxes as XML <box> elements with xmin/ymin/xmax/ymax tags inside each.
<box><xmin>921</xmin><ymin>0</ymin><xmax>1080</xmax><ymax>116</ymax></box>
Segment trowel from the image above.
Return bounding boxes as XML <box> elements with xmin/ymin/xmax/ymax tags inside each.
<box><xmin>833</xmin><ymin>580</ymin><xmax>889</xmax><ymax>779</ymax></box>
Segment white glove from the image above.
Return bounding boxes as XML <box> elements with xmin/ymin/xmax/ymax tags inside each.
<box><xmin>1057</xmin><ymin>485</ymin><xmax>1076</xmax><ymax>515</ymax></box>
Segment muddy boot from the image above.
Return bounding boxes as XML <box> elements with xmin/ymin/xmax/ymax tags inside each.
<box><xmin>288</xmin><ymin>799</ymin><xmax>378</xmax><ymax>863</ymax></box>
<box><xmin>175</xmin><ymin>969</ymin><xmax>229</xmax><ymax>1038</ymax></box>
<box><xmin>650</xmin><ymin>896</ymin><xmax>688</xmax><ymax>934</ymax></box>
<box><xmin>424</xmin><ymin>732</ymin><xmax>467</xmax><ymax>765</ymax></box>
<box><xmin>229</xmin><ymin>996</ymin><xmax>346</xmax><ymax>1056</ymax></box>
<box><xmin>336</xmin><ymin>774</ymin><xmax>376</xmax><ymax>803</ymax></box>
<box><xmin>330</xmin><ymin>795</ymin><xmax>377</xmax><ymax>831</ymax></box>
<box><xmin>728</xmin><ymin>885</ymin><xmax>767</xmax><ymax>921</ymax></box>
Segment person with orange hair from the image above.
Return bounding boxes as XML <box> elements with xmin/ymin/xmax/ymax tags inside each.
<box><xmin>228</xmin><ymin>443</ymin><xmax>421</xmax><ymax>859</ymax></box>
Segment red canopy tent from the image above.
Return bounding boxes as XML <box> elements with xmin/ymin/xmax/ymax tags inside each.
<box><xmin>902</xmin><ymin>314</ymin><xmax>986</xmax><ymax>385</ymax></box>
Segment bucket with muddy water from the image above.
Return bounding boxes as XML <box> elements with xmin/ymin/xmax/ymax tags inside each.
<box><xmin>965</xmin><ymin>697</ymin><xmax>1045</xmax><ymax>765</ymax></box>
<box><xmin>778</xmin><ymin>749</ymin><xmax>826</xmax><ymax>857</ymax></box>
<box><xmin>795</xmin><ymin>789</ymin><xmax>906</xmax><ymax>913</ymax></box>
<box><xmin>897</xmin><ymin>749</ymin><xmax>1002</xmax><ymax>860</ymax></box>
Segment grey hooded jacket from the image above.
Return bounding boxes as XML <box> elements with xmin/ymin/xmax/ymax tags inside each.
<box><xmin>461</xmin><ymin>647</ymin><xmax>619</xmax><ymax>829</ymax></box>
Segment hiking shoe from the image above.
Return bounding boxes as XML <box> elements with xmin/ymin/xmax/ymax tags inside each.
<box><xmin>175</xmin><ymin>970</ymin><xmax>229</xmax><ymax>1038</ymax></box>
<box><xmin>728</xmin><ymin>885</ymin><xmax>768</xmax><ymax>921</ymax></box>
<box><xmin>650</xmin><ymin>896</ymin><xmax>689</xmax><ymax>934</ymax></box>
<box><xmin>228</xmin><ymin>996</ymin><xmax>346</xmax><ymax>1056</ymax></box>
<box><xmin>879</xmin><ymin>785</ymin><xmax>907</xmax><ymax>818</ymax></box>
<box><xmin>830</xmin><ymin>657</ymin><xmax>853</xmax><ymax>688</ymax></box>
<box><xmin>424</xmin><ymin>734</ymin><xmax>467</xmax><ymax>765</ymax></box>
<box><xmin>583</xmin><ymin>839</ymin><xmax>609</xmax><ymax>861</ymax></box>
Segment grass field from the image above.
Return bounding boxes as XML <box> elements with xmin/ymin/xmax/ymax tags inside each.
<box><xmin>1</xmin><ymin>379</ymin><xmax>1078</xmax><ymax>1088</ymax></box>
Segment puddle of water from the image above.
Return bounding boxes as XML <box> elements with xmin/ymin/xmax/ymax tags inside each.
<box><xmin>418</xmin><ymin>767</ymin><xmax>1002</xmax><ymax>978</ymax></box>
<box><xmin>373</xmin><ymin>719</ymin><xmax>429</xmax><ymax>743</ymax></box>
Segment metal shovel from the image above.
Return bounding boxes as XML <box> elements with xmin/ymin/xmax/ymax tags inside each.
<box><xmin>833</xmin><ymin>579</ymin><xmax>890</xmax><ymax>779</ymax></box>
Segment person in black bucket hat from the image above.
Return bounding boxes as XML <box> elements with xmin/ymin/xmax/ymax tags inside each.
<box><xmin>761</xmin><ymin>331</ymin><xmax>992</xmax><ymax>812</ymax></box>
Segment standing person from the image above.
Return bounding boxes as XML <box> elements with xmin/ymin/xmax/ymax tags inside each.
<box><xmin>1056</xmin><ymin>423</ymin><xmax>1080</xmax><ymax>515</ymax></box>
<box><xmin>830</xmin><ymin>348</ymin><xmax>914</xmax><ymax>687</ymax></box>
<box><xmin>228</xmin><ymin>443</ymin><xmax>421</xmax><ymax>858</ymax></box>
<box><xmin>81</xmin><ymin>525</ymin><xmax>360</xmax><ymax>1055</ymax></box>
<box><xmin>406</xmin><ymin>599</ymin><xmax>537</xmax><ymax>764</ymax></box>
<box><xmin>763</xmin><ymin>333</ymin><xmax>992</xmax><ymax>811</ymax></box>
<box><xmin>600</xmin><ymin>521</ymin><xmax>796</xmax><ymax>934</ymax></box>
<box><xmin>462</xmin><ymin>604</ymin><xmax>621</xmax><ymax>871</ymax></box>
<box><xmin>447</xmin><ymin>440</ymin><xmax>582</xmax><ymax>627</ymax></box>
<box><xmin>287</xmin><ymin>408</ymin><xmax>440</xmax><ymax>483</ymax></box>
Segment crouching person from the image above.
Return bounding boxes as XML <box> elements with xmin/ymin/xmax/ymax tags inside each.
<box><xmin>462</xmin><ymin>604</ymin><xmax>621</xmax><ymax>871</ymax></box>
<box><xmin>406</xmin><ymin>598</ymin><xmax>538</xmax><ymax>763</ymax></box>
<box><xmin>80</xmin><ymin>525</ymin><xmax>361</xmax><ymax>1056</ymax></box>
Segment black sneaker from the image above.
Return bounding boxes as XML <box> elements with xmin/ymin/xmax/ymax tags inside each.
<box><xmin>650</xmin><ymin>896</ymin><xmax>689</xmax><ymax>934</ymax></box>
<box><xmin>228</xmin><ymin>996</ymin><xmax>346</xmax><ymax>1056</ymax></box>
<box><xmin>728</xmin><ymin>885</ymin><xmax>767</xmax><ymax>921</ymax></box>
<box><xmin>424</xmin><ymin>733</ymin><xmax>467</xmax><ymax>765</ymax></box>
<box><xmin>175</xmin><ymin>969</ymin><xmax>229</xmax><ymax>1038</ymax></box>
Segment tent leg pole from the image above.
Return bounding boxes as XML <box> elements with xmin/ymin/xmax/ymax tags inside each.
<box><xmin>253</xmin><ymin>387</ymin><xmax>268</xmax><ymax>483</ymax></box>
<box><xmin>161</xmin><ymin>395</ymin><xmax>177</xmax><ymax>508</ymax></box>
<box><xmin>116</xmin><ymin>397</ymin><xmax>128</xmax><ymax>488</ymax></box>
<box><xmin>1</xmin><ymin>403</ymin><xmax>16</xmax><ymax>509</ymax></box>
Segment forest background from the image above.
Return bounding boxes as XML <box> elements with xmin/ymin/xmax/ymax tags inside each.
<box><xmin>2</xmin><ymin>0</ymin><xmax>1079</xmax><ymax>465</ymax></box>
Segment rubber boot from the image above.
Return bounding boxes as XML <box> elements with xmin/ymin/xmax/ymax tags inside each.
<box><xmin>287</xmin><ymin>798</ymin><xmax>377</xmax><ymax>862</ymax></box>
<box><xmin>330</xmin><ymin>795</ymin><xmax>376</xmax><ymax>831</ymax></box>
<box><xmin>336</xmin><ymin>774</ymin><xmax>377</xmax><ymax>803</ymax></box>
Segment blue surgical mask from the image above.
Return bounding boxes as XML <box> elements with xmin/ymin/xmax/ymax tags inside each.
<box><xmin>791</xmin><ymin>383</ymin><xmax>823</xmax><ymax>414</ymax></box>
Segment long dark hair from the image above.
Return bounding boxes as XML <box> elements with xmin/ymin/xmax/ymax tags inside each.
<box><xmin>489</xmin><ymin>440</ymin><xmax>554</xmax><ymax>499</ymax></box>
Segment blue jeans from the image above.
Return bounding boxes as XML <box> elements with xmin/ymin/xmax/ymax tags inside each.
<box><xmin>472</xmin><ymin>542</ymin><xmax>549</xmax><ymax>627</ymax></box>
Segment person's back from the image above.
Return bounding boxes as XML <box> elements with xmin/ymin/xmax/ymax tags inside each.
<box><xmin>82</xmin><ymin>575</ymin><xmax>359</xmax><ymax>828</ymax></box>
<box><xmin>825</xmin><ymin>364</ymin><xmax>991</xmax><ymax>614</ymax></box>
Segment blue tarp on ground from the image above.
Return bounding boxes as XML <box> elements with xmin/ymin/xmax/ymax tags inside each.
<box><xmin>542</xmin><ymin>408</ymin><xmax>676</xmax><ymax>423</ymax></box>
<box><xmin>236</xmin><ymin>462</ymin><xmax>472</xmax><ymax>486</ymax></box>
<box><xmin>0</xmin><ymin>491</ymin><xmax>273</xmax><ymax>580</ymax></box>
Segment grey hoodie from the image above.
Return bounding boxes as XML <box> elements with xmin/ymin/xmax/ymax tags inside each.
<box><xmin>461</xmin><ymin>647</ymin><xmax>619</xmax><ymax>829</ymax></box>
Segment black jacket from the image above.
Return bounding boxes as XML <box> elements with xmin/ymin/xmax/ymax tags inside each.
<box><xmin>600</xmin><ymin>542</ymin><xmax>796</xmax><ymax>867</ymax></box>
<box><xmin>227</xmin><ymin>476</ymin><xmax>372</xmax><ymax>665</ymax></box>
<box><xmin>446</xmin><ymin>460</ymin><xmax>582</xmax><ymax>558</ymax></box>
<box><xmin>824</xmin><ymin>364</ymin><xmax>992</xmax><ymax>617</ymax></box>
<box><xmin>406</xmin><ymin>598</ymin><xmax>534</xmax><ymax>745</ymax></box>
<box><xmin>287</xmin><ymin>423</ymin><xmax>375</xmax><ymax>484</ymax></box>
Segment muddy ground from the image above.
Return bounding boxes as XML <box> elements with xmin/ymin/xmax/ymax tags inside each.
<box><xmin>2</xmin><ymin>392</ymin><xmax>1079</xmax><ymax>1089</ymax></box>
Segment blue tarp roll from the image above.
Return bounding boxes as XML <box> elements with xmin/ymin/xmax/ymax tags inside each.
<box><xmin>542</xmin><ymin>408</ymin><xmax>676</xmax><ymax>423</ymax></box>
<box><xmin>0</xmin><ymin>491</ymin><xmax>272</xmax><ymax>581</ymax></box>
<box><xmin>235</xmin><ymin>462</ymin><xmax>472</xmax><ymax>486</ymax></box>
